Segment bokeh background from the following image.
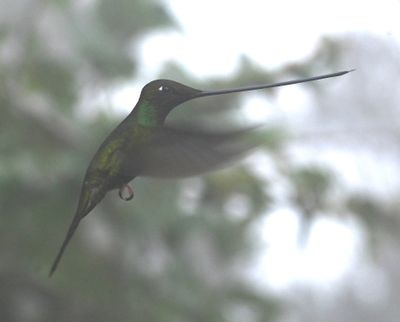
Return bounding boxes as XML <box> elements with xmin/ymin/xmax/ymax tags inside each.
<box><xmin>1</xmin><ymin>0</ymin><xmax>400</xmax><ymax>321</ymax></box>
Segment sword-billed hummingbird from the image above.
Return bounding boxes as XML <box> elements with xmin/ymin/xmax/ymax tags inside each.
<box><xmin>49</xmin><ymin>70</ymin><xmax>353</xmax><ymax>276</ymax></box>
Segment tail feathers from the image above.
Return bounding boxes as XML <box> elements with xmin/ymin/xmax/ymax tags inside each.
<box><xmin>49</xmin><ymin>181</ymin><xmax>106</xmax><ymax>276</ymax></box>
<box><xmin>48</xmin><ymin>214</ymin><xmax>82</xmax><ymax>277</ymax></box>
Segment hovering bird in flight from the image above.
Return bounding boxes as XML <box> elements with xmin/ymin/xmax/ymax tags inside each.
<box><xmin>49</xmin><ymin>70</ymin><xmax>353</xmax><ymax>276</ymax></box>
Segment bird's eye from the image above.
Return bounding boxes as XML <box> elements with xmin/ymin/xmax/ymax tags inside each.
<box><xmin>158</xmin><ymin>85</ymin><xmax>170</xmax><ymax>93</ymax></box>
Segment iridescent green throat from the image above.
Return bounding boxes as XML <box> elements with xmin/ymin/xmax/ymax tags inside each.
<box><xmin>135</xmin><ymin>100</ymin><xmax>165</xmax><ymax>126</ymax></box>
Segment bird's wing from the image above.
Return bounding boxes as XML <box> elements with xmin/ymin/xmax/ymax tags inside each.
<box><xmin>120</xmin><ymin>126</ymin><xmax>258</xmax><ymax>178</ymax></box>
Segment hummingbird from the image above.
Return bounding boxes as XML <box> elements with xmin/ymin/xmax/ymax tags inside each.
<box><xmin>49</xmin><ymin>69</ymin><xmax>353</xmax><ymax>276</ymax></box>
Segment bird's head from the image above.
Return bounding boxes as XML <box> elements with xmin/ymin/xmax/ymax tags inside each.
<box><xmin>139</xmin><ymin>79</ymin><xmax>201</xmax><ymax>111</ymax></box>
<box><xmin>133</xmin><ymin>79</ymin><xmax>202</xmax><ymax>126</ymax></box>
<box><xmin>134</xmin><ymin>70</ymin><xmax>354</xmax><ymax>126</ymax></box>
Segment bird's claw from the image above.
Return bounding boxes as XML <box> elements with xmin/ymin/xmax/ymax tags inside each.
<box><xmin>119</xmin><ymin>184</ymin><xmax>134</xmax><ymax>201</ymax></box>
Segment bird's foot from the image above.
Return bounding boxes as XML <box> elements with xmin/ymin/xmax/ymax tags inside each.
<box><xmin>119</xmin><ymin>184</ymin><xmax>134</xmax><ymax>201</ymax></box>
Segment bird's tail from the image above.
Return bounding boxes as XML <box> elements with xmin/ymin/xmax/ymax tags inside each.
<box><xmin>48</xmin><ymin>214</ymin><xmax>82</xmax><ymax>277</ymax></box>
<box><xmin>49</xmin><ymin>184</ymin><xmax>104</xmax><ymax>277</ymax></box>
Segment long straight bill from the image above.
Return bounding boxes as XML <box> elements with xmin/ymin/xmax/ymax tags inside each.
<box><xmin>196</xmin><ymin>70</ymin><xmax>354</xmax><ymax>97</ymax></box>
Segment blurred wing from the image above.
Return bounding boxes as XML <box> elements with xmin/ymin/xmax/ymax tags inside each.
<box><xmin>121</xmin><ymin>126</ymin><xmax>258</xmax><ymax>178</ymax></box>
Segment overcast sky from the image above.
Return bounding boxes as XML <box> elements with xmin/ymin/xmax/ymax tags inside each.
<box><xmin>138</xmin><ymin>0</ymin><xmax>400</xmax><ymax>78</ymax></box>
